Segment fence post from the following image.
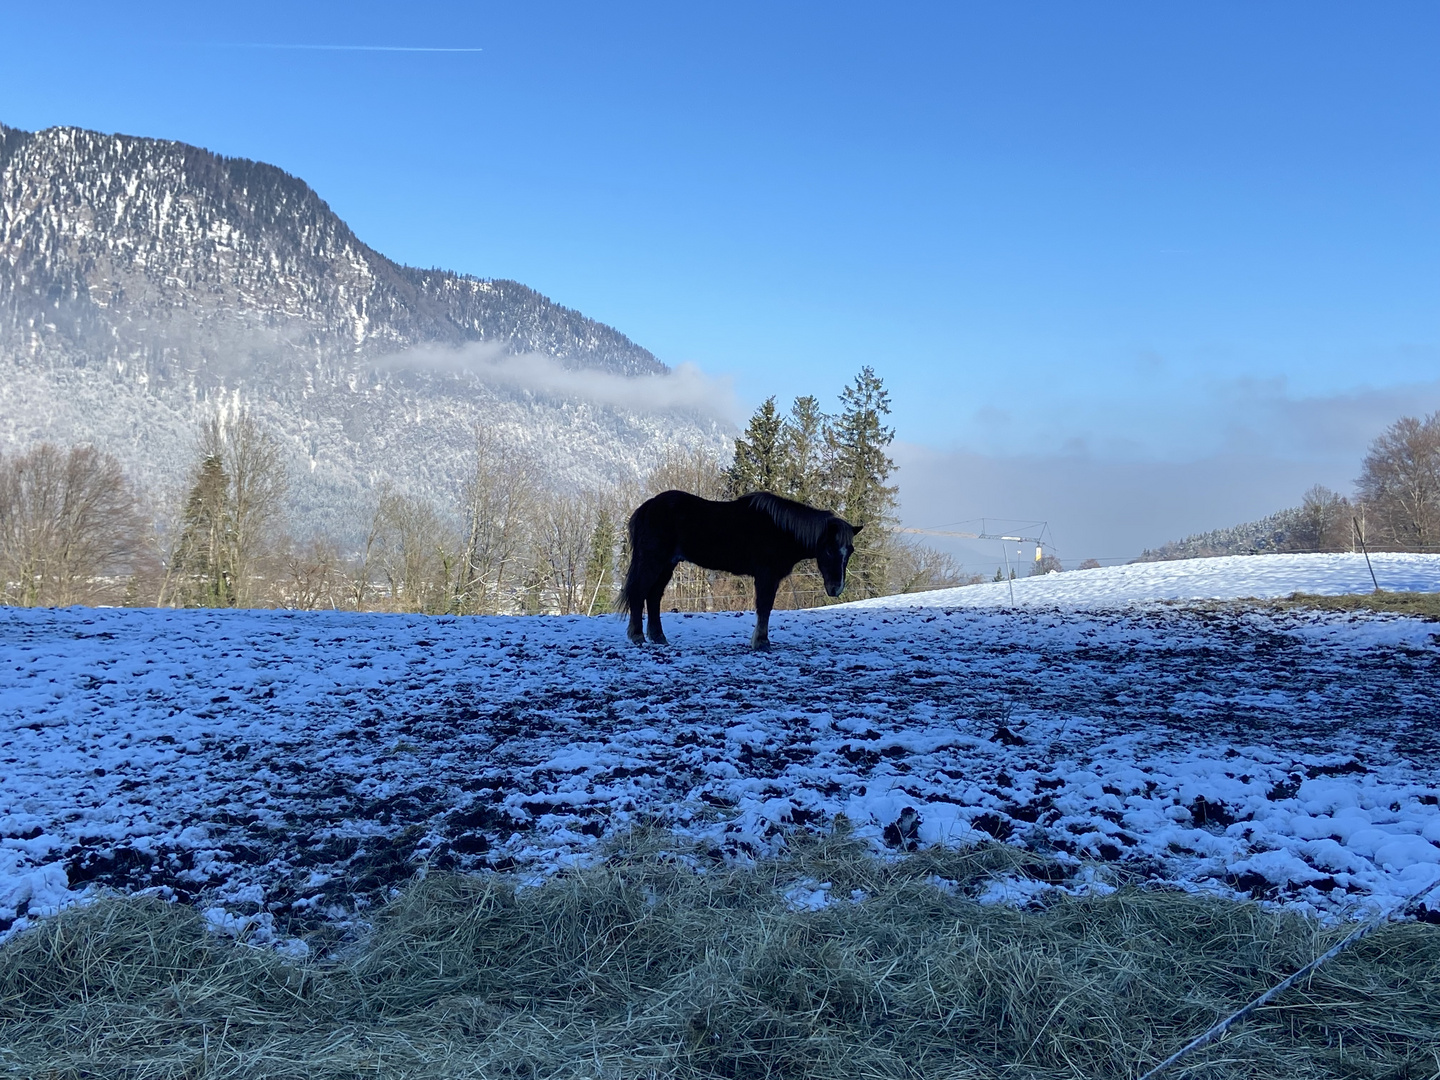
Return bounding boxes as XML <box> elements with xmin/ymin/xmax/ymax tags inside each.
<box><xmin>1352</xmin><ymin>516</ymin><xmax>1381</xmax><ymax>593</ymax></box>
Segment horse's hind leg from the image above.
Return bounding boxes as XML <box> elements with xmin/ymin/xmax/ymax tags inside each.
<box><xmin>646</xmin><ymin>563</ymin><xmax>676</xmax><ymax>644</ymax></box>
<box><xmin>625</xmin><ymin>561</ymin><xmax>653</xmax><ymax>645</ymax></box>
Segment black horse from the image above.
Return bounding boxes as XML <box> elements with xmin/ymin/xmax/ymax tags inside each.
<box><xmin>622</xmin><ymin>490</ymin><xmax>862</xmax><ymax>651</ymax></box>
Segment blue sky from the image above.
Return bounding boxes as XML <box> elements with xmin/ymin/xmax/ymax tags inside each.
<box><xmin>3</xmin><ymin>2</ymin><xmax>1437</xmax><ymax>562</ymax></box>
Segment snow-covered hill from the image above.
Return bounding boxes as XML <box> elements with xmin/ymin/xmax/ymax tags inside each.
<box><xmin>841</xmin><ymin>552</ymin><xmax>1440</xmax><ymax>610</ymax></box>
<box><xmin>0</xmin><ymin>123</ymin><xmax>731</xmax><ymax>538</ymax></box>
<box><xmin>2</xmin><ymin>554</ymin><xmax>1437</xmax><ymax>949</ymax></box>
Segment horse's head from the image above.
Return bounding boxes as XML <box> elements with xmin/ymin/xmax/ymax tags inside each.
<box><xmin>817</xmin><ymin>518</ymin><xmax>862</xmax><ymax>598</ymax></box>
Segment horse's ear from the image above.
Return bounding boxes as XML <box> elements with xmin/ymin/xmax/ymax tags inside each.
<box><xmin>851</xmin><ymin>523</ymin><xmax>864</xmax><ymax>535</ymax></box>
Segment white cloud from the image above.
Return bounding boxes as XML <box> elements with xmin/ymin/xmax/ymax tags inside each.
<box><xmin>895</xmin><ymin>378</ymin><xmax>1440</xmax><ymax>567</ymax></box>
<box><xmin>376</xmin><ymin>343</ymin><xmax>740</xmax><ymax>423</ymax></box>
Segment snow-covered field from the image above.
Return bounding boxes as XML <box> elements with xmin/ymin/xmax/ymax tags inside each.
<box><xmin>840</xmin><ymin>551</ymin><xmax>1440</xmax><ymax>609</ymax></box>
<box><xmin>2</xmin><ymin>553</ymin><xmax>1439</xmax><ymax>948</ymax></box>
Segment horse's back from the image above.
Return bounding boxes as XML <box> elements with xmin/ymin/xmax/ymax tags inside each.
<box><xmin>640</xmin><ymin>489</ymin><xmax>714</xmax><ymax>516</ymax></box>
<box><xmin>631</xmin><ymin>490</ymin><xmax>713</xmax><ymax>538</ymax></box>
<box><xmin>631</xmin><ymin>490</ymin><xmax>779</xmax><ymax>574</ymax></box>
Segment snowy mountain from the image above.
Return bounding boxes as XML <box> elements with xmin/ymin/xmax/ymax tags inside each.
<box><xmin>0</xmin><ymin>123</ymin><xmax>730</xmax><ymax>538</ymax></box>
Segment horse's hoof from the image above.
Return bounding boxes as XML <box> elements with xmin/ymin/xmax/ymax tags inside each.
<box><xmin>648</xmin><ymin>634</ymin><xmax>669</xmax><ymax>646</ymax></box>
<box><xmin>627</xmin><ymin>629</ymin><xmax>646</xmax><ymax>645</ymax></box>
<box><xmin>750</xmin><ymin>638</ymin><xmax>772</xmax><ymax>652</ymax></box>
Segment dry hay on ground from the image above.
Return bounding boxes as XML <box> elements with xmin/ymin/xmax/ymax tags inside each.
<box><xmin>2</xmin><ymin>833</ymin><xmax>1437</xmax><ymax>1080</ymax></box>
<box><xmin>1277</xmin><ymin>591</ymin><xmax>1440</xmax><ymax>619</ymax></box>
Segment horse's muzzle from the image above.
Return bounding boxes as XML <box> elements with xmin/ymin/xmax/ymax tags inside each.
<box><xmin>826</xmin><ymin>580</ymin><xmax>844</xmax><ymax>598</ymax></box>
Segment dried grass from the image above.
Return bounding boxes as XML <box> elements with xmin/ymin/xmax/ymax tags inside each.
<box><xmin>1276</xmin><ymin>591</ymin><xmax>1440</xmax><ymax>619</ymax></box>
<box><xmin>2</xmin><ymin>833</ymin><xmax>1437</xmax><ymax>1079</ymax></box>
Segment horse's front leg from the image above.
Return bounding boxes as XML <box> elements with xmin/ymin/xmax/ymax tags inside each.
<box><xmin>646</xmin><ymin>590</ymin><xmax>668</xmax><ymax>645</ymax></box>
<box><xmin>750</xmin><ymin>573</ymin><xmax>780</xmax><ymax>652</ymax></box>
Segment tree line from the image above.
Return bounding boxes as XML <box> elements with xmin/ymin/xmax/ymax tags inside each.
<box><xmin>1279</xmin><ymin>411</ymin><xmax>1440</xmax><ymax>554</ymax></box>
<box><xmin>1136</xmin><ymin>410</ymin><xmax>1440</xmax><ymax>562</ymax></box>
<box><xmin>719</xmin><ymin>365</ymin><xmax>968</xmax><ymax>605</ymax></box>
<box><xmin>0</xmin><ymin>368</ymin><xmax>967</xmax><ymax>612</ymax></box>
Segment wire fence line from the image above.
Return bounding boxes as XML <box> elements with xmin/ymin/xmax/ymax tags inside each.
<box><xmin>1134</xmin><ymin>875</ymin><xmax>1440</xmax><ymax>1080</ymax></box>
<box><xmin>659</xmin><ymin>564</ymin><xmax>838</xmax><ymax>613</ymax></box>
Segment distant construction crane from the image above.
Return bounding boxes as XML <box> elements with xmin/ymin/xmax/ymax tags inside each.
<box><xmin>895</xmin><ymin>520</ymin><xmax>1051</xmax><ymax>605</ymax></box>
<box><xmin>897</xmin><ymin>525</ymin><xmax>1045</xmax><ymax>544</ymax></box>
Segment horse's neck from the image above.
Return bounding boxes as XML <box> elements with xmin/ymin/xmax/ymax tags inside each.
<box><xmin>791</xmin><ymin>520</ymin><xmax>827</xmax><ymax>557</ymax></box>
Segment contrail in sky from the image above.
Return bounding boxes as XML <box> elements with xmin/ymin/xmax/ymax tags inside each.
<box><xmin>227</xmin><ymin>43</ymin><xmax>483</xmax><ymax>52</ymax></box>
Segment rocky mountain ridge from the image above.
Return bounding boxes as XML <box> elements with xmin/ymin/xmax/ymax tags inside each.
<box><xmin>0</xmin><ymin>123</ymin><xmax>664</xmax><ymax>380</ymax></box>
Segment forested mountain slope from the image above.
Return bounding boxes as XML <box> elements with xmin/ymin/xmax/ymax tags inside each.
<box><xmin>0</xmin><ymin>123</ymin><xmax>726</xmax><ymax>538</ymax></box>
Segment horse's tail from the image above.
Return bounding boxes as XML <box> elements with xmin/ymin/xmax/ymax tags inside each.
<box><xmin>618</xmin><ymin>505</ymin><xmax>645</xmax><ymax>619</ymax></box>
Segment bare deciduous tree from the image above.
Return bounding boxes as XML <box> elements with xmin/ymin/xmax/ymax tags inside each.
<box><xmin>277</xmin><ymin>535</ymin><xmax>344</xmax><ymax>611</ymax></box>
<box><xmin>1285</xmin><ymin>485</ymin><xmax>1352</xmax><ymax>552</ymax></box>
<box><xmin>368</xmin><ymin>487</ymin><xmax>459</xmax><ymax>614</ymax></box>
<box><xmin>530</xmin><ymin>491</ymin><xmax>595</xmax><ymax>615</ymax></box>
<box><xmin>886</xmin><ymin>537</ymin><xmax>974</xmax><ymax>594</ymax></box>
<box><xmin>211</xmin><ymin>414</ymin><xmax>288</xmax><ymax>603</ymax></box>
<box><xmin>169</xmin><ymin>413</ymin><xmax>289</xmax><ymax>606</ymax></box>
<box><xmin>0</xmin><ymin>444</ymin><xmax>145</xmax><ymax>606</ymax></box>
<box><xmin>644</xmin><ymin>445</ymin><xmax>728</xmax><ymax>500</ymax></box>
<box><xmin>1356</xmin><ymin>413</ymin><xmax>1440</xmax><ymax>550</ymax></box>
<box><xmin>456</xmin><ymin>428</ymin><xmax>537</xmax><ymax>614</ymax></box>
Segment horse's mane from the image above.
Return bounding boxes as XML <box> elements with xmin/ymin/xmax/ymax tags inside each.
<box><xmin>739</xmin><ymin>492</ymin><xmax>837</xmax><ymax>547</ymax></box>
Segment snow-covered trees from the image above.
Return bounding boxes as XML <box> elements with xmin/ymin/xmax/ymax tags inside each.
<box><xmin>1286</xmin><ymin>486</ymin><xmax>1352</xmax><ymax>553</ymax></box>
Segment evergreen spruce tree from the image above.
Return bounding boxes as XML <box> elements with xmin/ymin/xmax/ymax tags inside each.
<box><xmin>583</xmin><ymin>507</ymin><xmax>618</xmax><ymax>615</ymax></box>
<box><xmin>727</xmin><ymin>397</ymin><xmax>785</xmax><ymax>496</ymax></box>
<box><xmin>174</xmin><ymin>454</ymin><xmax>233</xmax><ymax>606</ymax></box>
<box><xmin>166</xmin><ymin>413</ymin><xmax>286</xmax><ymax>608</ymax></box>
<box><xmin>782</xmin><ymin>394</ymin><xmax>832</xmax><ymax>507</ymax></box>
<box><xmin>830</xmin><ymin>367</ymin><xmax>898</xmax><ymax>597</ymax></box>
